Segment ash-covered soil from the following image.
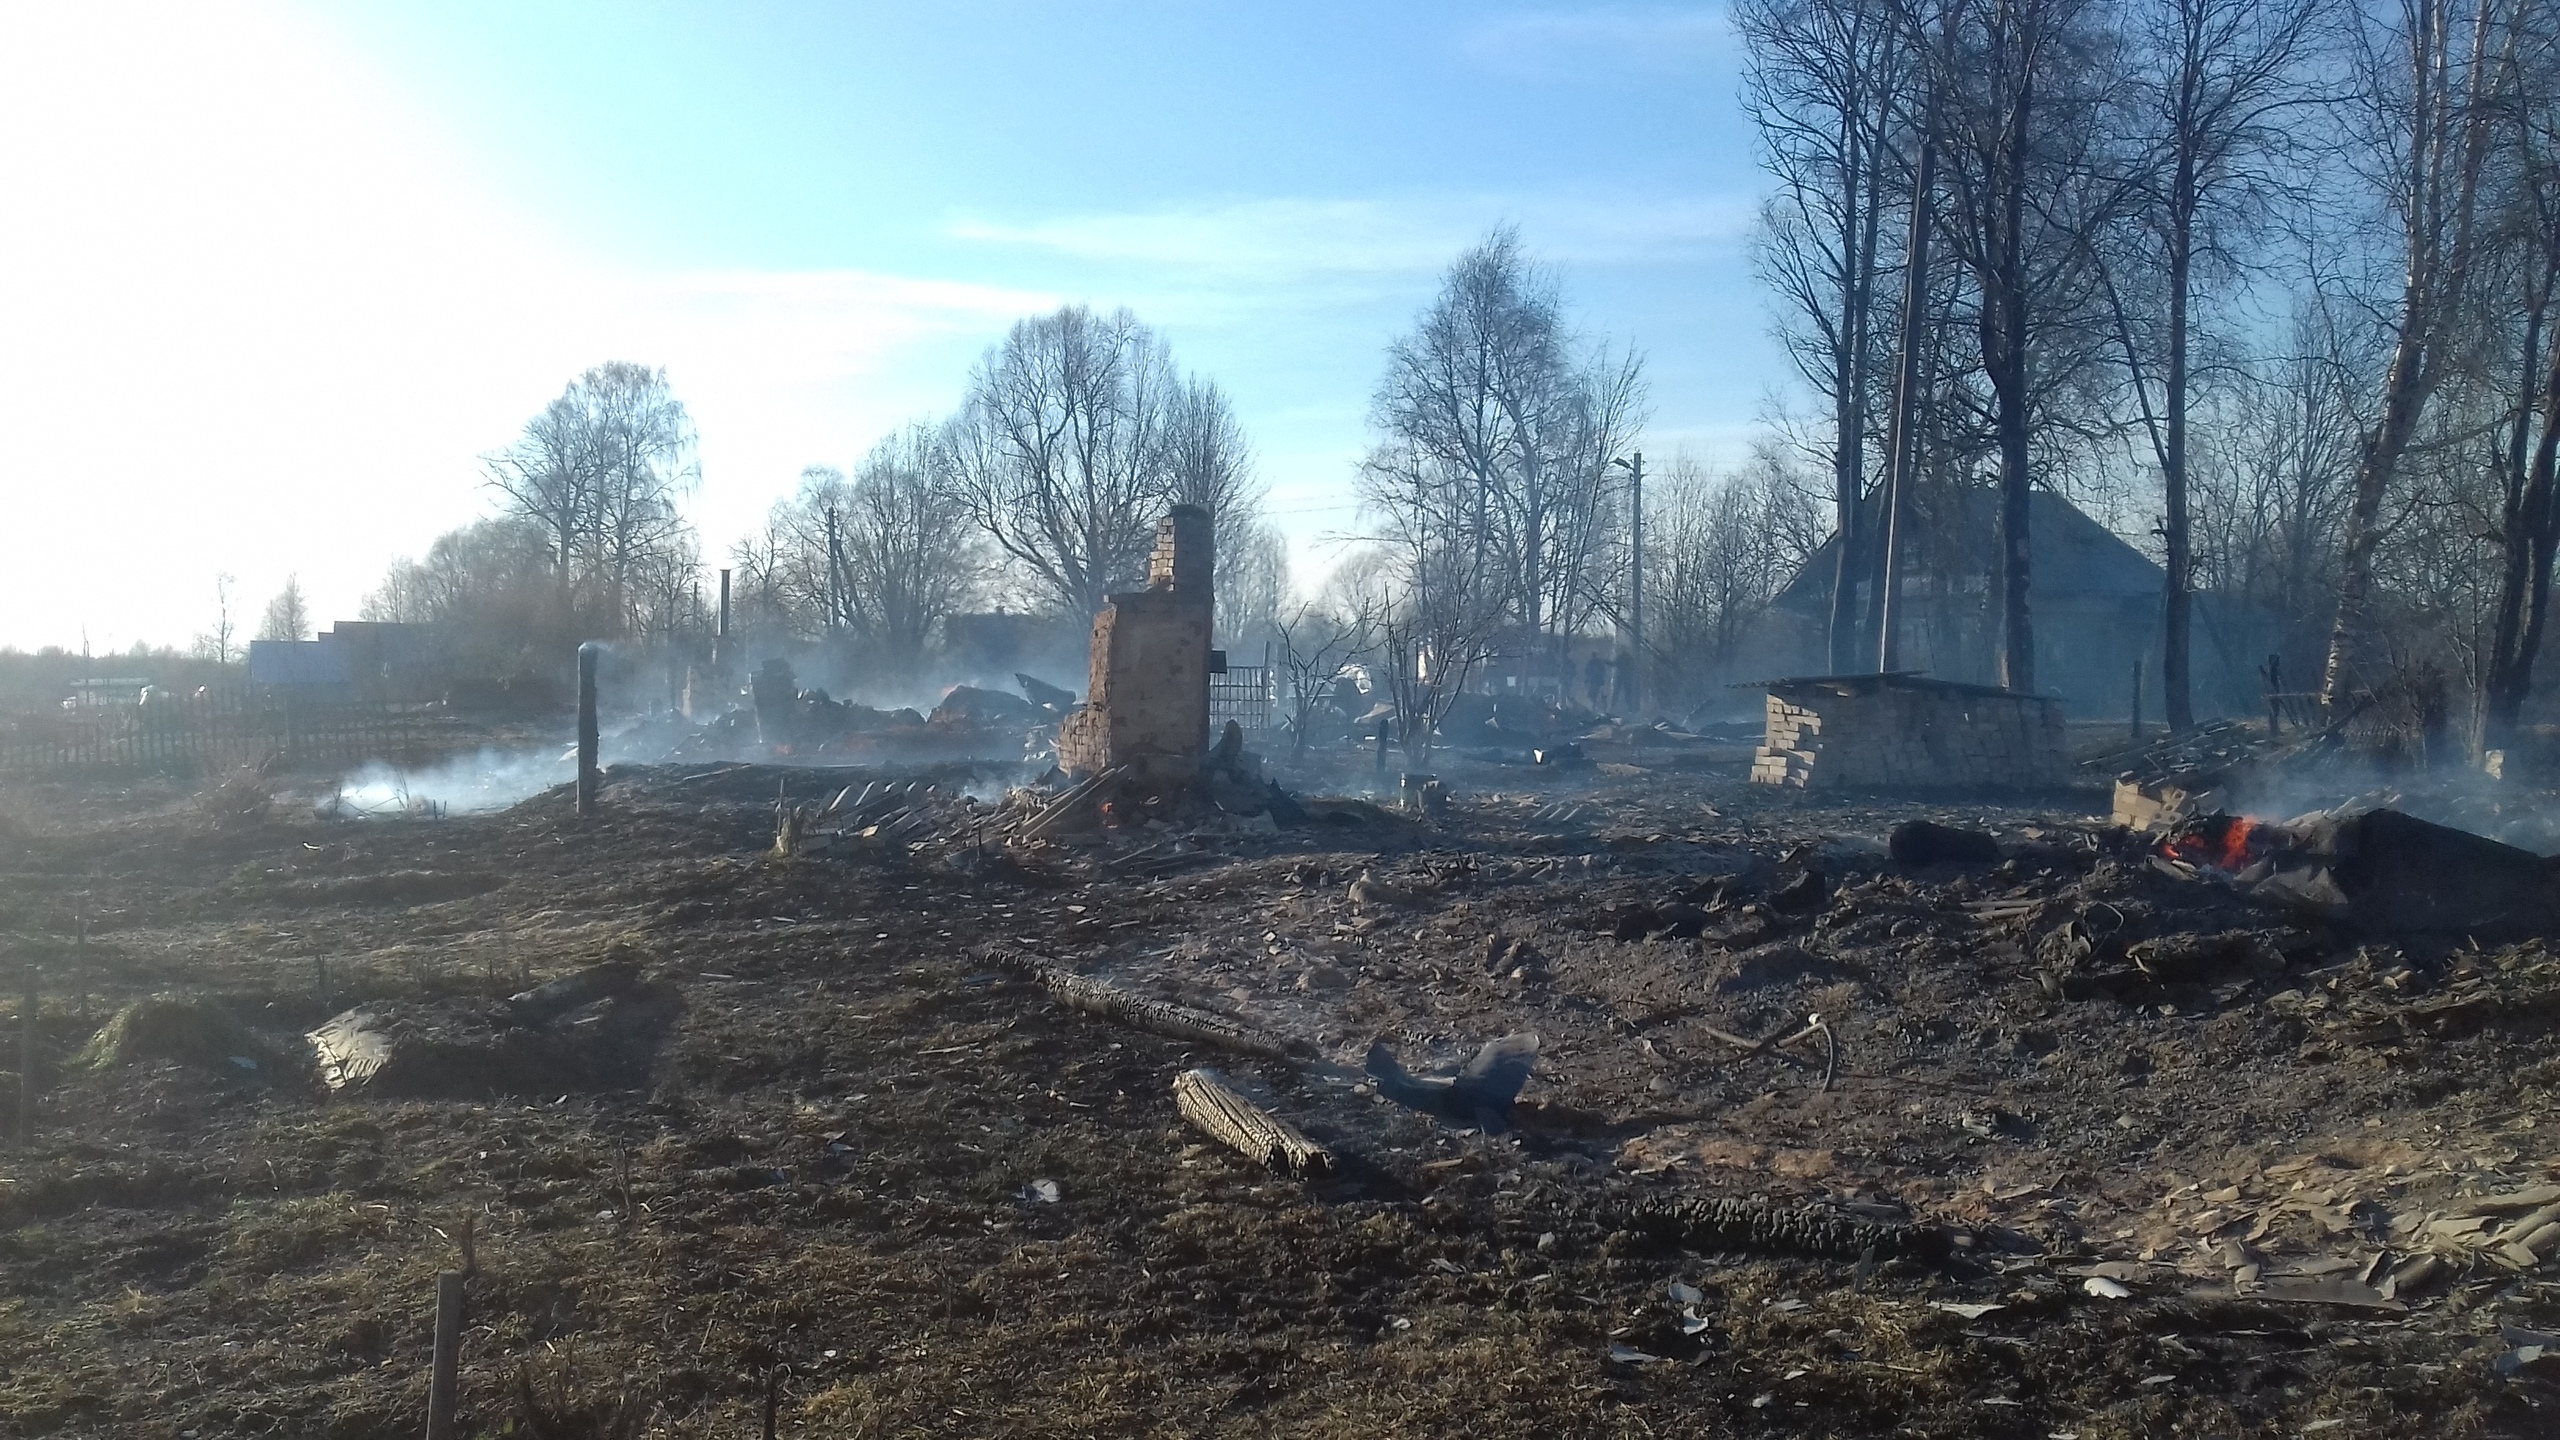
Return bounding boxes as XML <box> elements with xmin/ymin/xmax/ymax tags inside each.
<box><xmin>1</xmin><ymin>753</ymin><xmax>2556</xmax><ymax>1438</ymax></box>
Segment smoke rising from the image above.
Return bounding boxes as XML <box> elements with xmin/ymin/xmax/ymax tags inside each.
<box><xmin>328</xmin><ymin>746</ymin><xmax>571</xmax><ymax>817</ymax></box>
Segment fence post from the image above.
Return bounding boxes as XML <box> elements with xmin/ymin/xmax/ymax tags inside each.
<box><xmin>426</xmin><ymin>1270</ymin><xmax>464</xmax><ymax>1440</ymax></box>
<box><xmin>15</xmin><ymin>962</ymin><xmax>35</xmax><ymax>1146</ymax></box>
<box><xmin>576</xmin><ymin>643</ymin><xmax>600</xmax><ymax>819</ymax></box>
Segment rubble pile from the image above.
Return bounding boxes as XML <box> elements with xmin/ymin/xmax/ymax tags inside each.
<box><xmin>1752</xmin><ymin>673</ymin><xmax>2070</xmax><ymax>790</ymax></box>
<box><xmin>2105</xmin><ymin>714</ymin><xmax>2560</xmax><ymax>855</ymax></box>
<box><xmin>308</xmin><ymin>955</ymin><xmax>683</xmax><ymax>1099</ymax></box>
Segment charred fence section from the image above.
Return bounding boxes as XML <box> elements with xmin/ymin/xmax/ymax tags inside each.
<box><xmin>0</xmin><ymin>688</ymin><xmax>452</xmax><ymax>777</ymax></box>
<box><xmin>1207</xmin><ymin>661</ymin><xmax>1272</xmax><ymax>733</ymax></box>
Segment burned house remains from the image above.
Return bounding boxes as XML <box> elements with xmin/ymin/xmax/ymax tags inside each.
<box><xmin>1750</xmin><ymin>671</ymin><xmax>2068</xmax><ymax>790</ymax></box>
<box><xmin>1056</xmin><ymin>505</ymin><xmax>1217</xmax><ymax>784</ymax></box>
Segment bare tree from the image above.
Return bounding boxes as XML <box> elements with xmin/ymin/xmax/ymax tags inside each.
<box><xmin>941</xmin><ymin>306</ymin><xmax>1192</xmax><ymax>620</ymax></box>
<box><xmin>1644</xmin><ymin>450</ymin><xmax>1826</xmax><ymax>712</ymax></box>
<box><xmin>365</xmin><ymin>516</ymin><xmax>594</xmax><ymax>675</ymax></box>
<box><xmin>1378</xmin><ymin>581</ymin><xmax>1505</xmax><ymax>766</ymax></box>
<box><xmin>840</xmin><ymin>424</ymin><xmax>986</xmax><ymax>680</ymax></box>
<box><xmin>191</xmin><ymin>573</ymin><xmax>238</xmax><ymax>665</ymax></box>
<box><xmin>1361</xmin><ymin>228</ymin><xmax>1647</xmax><ymax>681</ymax></box>
<box><xmin>2102</xmin><ymin>0</ymin><xmax>2328</xmax><ymax>730</ymax></box>
<box><xmin>1738</xmin><ymin>0</ymin><xmax>1911</xmax><ymax>670</ymax></box>
<box><xmin>1925</xmin><ymin>0</ymin><xmax>2129</xmax><ymax>692</ymax></box>
<box><xmin>733</xmin><ymin>434</ymin><xmax>987</xmax><ymax>680</ymax></box>
<box><xmin>2188</xmin><ymin>303</ymin><xmax>2368</xmax><ymax>668</ymax></box>
<box><xmin>1272</xmin><ymin>593</ymin><xmax>1382</xmax><ymax>759</ymax></box>
<box><xmin>258</xmin><ymin>575</ymin><xmax>309</xmax><ymax>642</ymax></box>
<box><xmin>724</xmin><ymin>522</ymin><xmax>799</xmax><ymax>644</ymax></box>
<box><xmin>481</xmin><ymin>362</ymin><xmax>701</xmax><ymax>637</ymax></box>
<box><xmin>1217</xmin><ymin>519</ymin><xmax>1290</xmax><ymax>653</ymax></box>
<box><xmin>2320</xmin><ymin>0</ymin><xmax>2515</xmax><ymax>706</ymax></box>
<box><xmin>483</xmin><ymin>393</ymin><xmax>592</xmax><ymax>595</ymax></box>
<box><xmin>2479</xmin><ymin>2</ymin><xmax>2560</xmax><ymax>739</ymax></box>
<box><xmin>579</xmin><ymin>363</ymin><xmax>700</xmax><ymax>630</ymax></box>
<box><xmin>1159</xmin><ymin>374</ymin><xmax>1275</xmax><ymax>628</ymax></box>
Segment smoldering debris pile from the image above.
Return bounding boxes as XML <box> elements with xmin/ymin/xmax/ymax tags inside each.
<box><xmin>2104</xmin><ymin>717</ymin><xmax>2560</xmax><ymax>855</ymax></box>
<box><xmin>308</xmin><ymin>956</ymin><xmax>683</xmax><ymax>1099</ymax></box>
<box><xmin>62</xmin><ymin>958</ymin><xmax>687</xmax><ymax>1102</ymax></box>
<box><xmin>2155</xmin><ymin>805</ymin><xmax>2560</xmax><ymax>937</ymax></box>
<box><xmin>660</xmin><ymin>671</ymin><xmax>1070</xmax><ymax>767</ymax></box>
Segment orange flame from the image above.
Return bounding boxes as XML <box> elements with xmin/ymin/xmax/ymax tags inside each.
<box><xmin>2161</xmin><ymin>814</ymin><xmax>2263</xmax><ymax>873</ymax></box>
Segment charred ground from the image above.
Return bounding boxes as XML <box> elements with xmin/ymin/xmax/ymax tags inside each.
<box><xmin>1</xmin><ymin>753</ymin><xmax>2556</xmax><ymax>1438</ymax></box>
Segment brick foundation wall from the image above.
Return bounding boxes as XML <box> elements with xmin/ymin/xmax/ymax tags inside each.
<box><xmin>1750</xmin><ymin>679</ymin><xmax>2066</xmax><ymax>790</ymax></box>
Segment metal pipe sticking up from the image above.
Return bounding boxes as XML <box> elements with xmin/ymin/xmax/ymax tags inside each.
<box><xmin>576</xmin><ymin>642</ymin><xmax>600</xmax><ymax>819</ymax></box>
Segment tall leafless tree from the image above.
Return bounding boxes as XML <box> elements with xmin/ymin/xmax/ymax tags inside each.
<box><xmin>192</xmin><ymin>573</ymin><xmax>238</xmax><ymax>665</ymax></box>
<box><xmin>1361</xmin><ymin>228</ymin><xmax>1647</xmax><ymax>687</ymax></box>
<box><xmin>2187</xmin><ymin>302</ymin><xmax>2367</xmax><ymax>669</ymax></box>
<box><xmin>1158</xmin><ymin>374</ymin><xmax>1275</xmax><ymax>633</ymax></box>
<box><xmin>1643</xmin><ymin>450</ymin><xmax>1824</xmax><ymax>712</ymax></box>
<box><xmin>1738</xmin><ymin>0</ymin><xmax>1911</xmax><ymax>670</ymax></box>
<box><xmin>941</xmin><ymin>306</ymin><xmax>1234</xmax><ymax>621</ymax></box>
<box><xmin>2321</xmin><ymin>0</ymin><xmax>2515</xmax><ymax>707</ymax></box>
<box><xmin>258</xmin><ymin>575</ymin><xmax>309</xmax><ymax>642</ymax></box>
<box><xmin>2478</xmin><ymin>2</ymin><xmax>2560</xmax><ymax>739</ymax></box>
<box><xmin>839</xmin><ymin>425</ymin><xmax>986</xmax><ymax>680</ymax></box>
<box><xmin>1272</xmin><ymin>592</ymin><xmax>1382</xmax><ymax>758</ymax></box>
<box><xmin>481</xmin><ymin>362</ymin><xmax>700</xmax><ymax>637</ymax></box>
<box><xmin>1925</xmin><ymin>0</ymin><xmax>2128</xmax><ymax>692</ymax></box>
<box><xmin>1217</xmin><ymin>519</ymin><xmax>1290</xmax><ymax>653</ymax></box>
<box><xmin>2104</xmin><ymin>0</ymin><xmax>2327</xmax><ymax>730</ymax></box>
<box><xmin>579</xmin><ymin>363</ymin><xmax>700</xmax><ymax>630</ymax></box>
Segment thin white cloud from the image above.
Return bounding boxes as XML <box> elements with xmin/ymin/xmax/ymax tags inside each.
<box><xmin>949</xmin><ymin>192</ymin><xmax>1752</xmax><ymax>283</ymax></box>
<box><xmin>1460</xmin><ymin>6</ymin><xmax>1735</xmax><ymax>79</ymax></box>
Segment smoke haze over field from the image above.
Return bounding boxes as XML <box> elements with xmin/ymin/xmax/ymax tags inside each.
<box><xmin>330</xmin><ymin>749</ymin><xmax>575</xmax><ymax>818</ymax></box>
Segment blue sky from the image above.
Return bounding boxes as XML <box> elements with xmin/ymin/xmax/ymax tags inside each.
<box><xmin>0</xmin><ymin>1</ymin><xmax>1781</xmax><ymax>650</ymax></box>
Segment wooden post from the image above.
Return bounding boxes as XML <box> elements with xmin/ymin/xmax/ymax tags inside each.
<box><xmin>15</xmin><ymin>963</ymin><xmax>34</xmax><ymax>1146</ymax></box>
<box><xmin>716</xmin><ymin>568</ymin><xmax>731</xmax><ymax>678</ymax></box>
<box><xmin>1373</xmin><ymin>719</ymin><xmax>1390</xmax><ymax>774</ymax></box>
<box><xmin>2262</xmin><ymin>653</ymin><xmax>2283</xmax><ymax>736</ymax></box>
<box><xmin>2130</xmin><ymin>657</ymin><xmax>2143</xmax><ymax>744</ymax></box>
<box><xmin>426</xmin><ymin>1270</ymin><xmax>464</xmax><ymax>1440</ymax></box>
<box><xmin>575</xmin><ymin>643</ymin><xmax>600</xmax><ymax>819</ymax></box>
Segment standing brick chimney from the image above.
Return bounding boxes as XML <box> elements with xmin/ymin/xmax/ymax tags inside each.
<box><xmin>1056</xmin><ymin>506</ymin><xmax>1216</xmax><ymax>782</ymax></box>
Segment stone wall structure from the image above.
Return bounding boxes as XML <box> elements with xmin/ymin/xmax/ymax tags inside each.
<box><xmin>1749</xmin><ymin>673</ymin><xmax>2068</xmax><ymax>790</ymax></box>
<box><xmin>1056</xmin><ymin>506</ymin><xmax>1216</xmax><ymax>783</ymax></box>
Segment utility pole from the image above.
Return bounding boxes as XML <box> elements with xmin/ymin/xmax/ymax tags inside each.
<box><xmin>1875</xmin><ymin>126</ymin><xmax>1937</xmax><ymax>674</ymax></box>
<box><xmin>1613</xmin><ymin>451</ymin><xmax>1645</xmax><ymax>715</ymax></box>
<box><xmin>715</xmin><ymin>567</ymin><xmax>731</xmax><ymax>680</ymax></box>
<box><xmin>823</xmin><ymin>506</ymin><xmax>846</xmax><ymax>638</ymax></box>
